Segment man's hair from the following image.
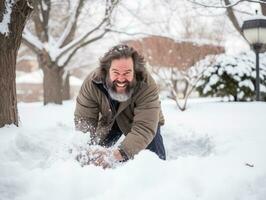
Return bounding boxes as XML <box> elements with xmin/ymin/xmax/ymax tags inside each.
<box><xmin>99</xmin><ymin>44</ymin><xmax>146</xmax><ymax>81</ymax></box>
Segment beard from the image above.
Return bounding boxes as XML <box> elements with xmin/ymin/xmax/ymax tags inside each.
<box><xmin>105</xmin><ymin>75</ymin><xmax>136</xmax><ymax>102</ymax></box>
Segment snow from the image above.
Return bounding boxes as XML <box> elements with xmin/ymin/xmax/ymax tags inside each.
<box><xmin>239</xmin><ymin>80</ymin><xmax>255</xmax><ymax>91</ymax></box>
<box><xmin>43</xmin><ymin>41</ymin><xmax>60</xmax><ymax>62</ymax></box>
<box><xmin>41</xmin><ymin>0</ymin><xmax>48</xmax><ymax>11</ymax></box>
<box><xmin>69</xmin><ymin>76</ymin><xmax>83</xmax><ymax>86</ymax></box>
<box><xmin>242</xmin><ymin>13</ymin><xmax>266</xmax><ymax>22</ymax></box>
<box><xmin>261</xmin><ymin>84</ymin><xmax>266</xmax><ymax>93</ymax></box>
<box><xmin>208</xmin><ymin>74</ymin><xmax>219</xmax><ymax>85</ymax></box>
<box><xmin>16</xmin><ymin>70</ymin><xmax>43</xmax><ymax>84</ymax></box>
<box><xmin>16</xmin><ymin>70</ymin><xmax>83</xmax><ymax>86</ymax></box>
<box><xmin>203</xmin><ymin>84</ymin><xmax>212</xmax><ymax>95</ymax></box>
<box><xmin>1</xmin><ymin>99</ymin><xmax>266</xmax><ymax>200</ymax></box>
<box><xmin>0</xmin><ymin>0</ymin><xmax>14</xmax><ymax>36</ymax></box>
<box><xmin>22</xmin><ymin>29</ymin><xmax>43</xmax><ymax>51</ymax></box>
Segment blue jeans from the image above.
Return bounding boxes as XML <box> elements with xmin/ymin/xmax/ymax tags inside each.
<box><xmin>102</xmin><ymin>126</ymin><xmax>166</xmax><ymax>160</ymax></box>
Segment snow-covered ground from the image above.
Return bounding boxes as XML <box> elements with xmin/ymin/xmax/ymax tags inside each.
<box><xmin>0</xmin><ymin>98</ymin><xmax>266</xmax><ymax>200</ymax></box>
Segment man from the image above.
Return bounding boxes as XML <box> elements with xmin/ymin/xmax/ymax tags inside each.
<box><xmin>74</xmin><ymin>44</ymin><xmax>166</xmax><ymax>168</ymax></box>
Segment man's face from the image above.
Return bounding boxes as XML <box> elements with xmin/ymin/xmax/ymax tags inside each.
<box><xmin>106</xmin><ymin>57</ymin><xmax>135</xmax><ymax>102</ymax></box>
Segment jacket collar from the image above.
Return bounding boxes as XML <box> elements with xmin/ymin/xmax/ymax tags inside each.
<box><xmin>91</xmin><ymin>68</ymin><xmax>105</xmax><ymax>84</ymax></box>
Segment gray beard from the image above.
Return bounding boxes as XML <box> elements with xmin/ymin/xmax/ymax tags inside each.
<box><xmin>107</xmin><ymin>87</ymin><xmax>133</xmax><ymax>102</ymax></box>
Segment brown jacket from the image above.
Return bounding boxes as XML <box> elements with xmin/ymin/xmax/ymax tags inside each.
<box><xmin>74</xmin><ymin>67</ymin><xmax>164</xmax><ymax>159</ymax></box>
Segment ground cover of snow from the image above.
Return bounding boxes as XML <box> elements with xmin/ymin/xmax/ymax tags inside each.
<box><xmin>0</xmin><ymin>98</ymin><xmax>265</xmax><ymax>200</ymax></box>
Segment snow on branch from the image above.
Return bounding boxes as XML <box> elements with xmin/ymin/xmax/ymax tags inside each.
<box><xmin>59</xmin><ymin>31</ymin><xmax>107</xmax><ymax>67</ymax></box>
<box><xmin>56</xmin><ymin>0</ymin><xmax>83</xmax><ymax>48</ymax></box>
<box><xmin>0</xmin><ymin>0</ymin><xmax>14</xmax><ymax>36</ymax></box>
<box><xmin>42</xmin><ymin>0</ymin><xmax>48</xmax><ymax>11</ymax></box>
<box><xmin>55</xmin><ymin>17</ymin><xmax>108</xmax><ymax>62</ymax></box>
<box><xmin>22</xmin><ymin>28</ymin><xmax>44</xmax><ymax>52</ymax></box>
<box><xmin>17</xmin><ymin>55</ymin><xmax>36</xmax><ymax>62</ymax></box>
<box><xmin>55</xmin><ymin>0</ymin><xmax>119</xmax><ymax>63</ymax></box>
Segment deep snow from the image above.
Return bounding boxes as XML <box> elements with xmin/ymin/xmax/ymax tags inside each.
<box><xmin>0</xmin><ymin>99</ymin><xmax>266</xmax><ymax>200</ymax></box>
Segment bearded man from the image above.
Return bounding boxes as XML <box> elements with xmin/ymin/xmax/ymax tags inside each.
<box><xmin>74</xmin><ymin>44</ymin><xmax>166</xmax><ymax>167</ymax></box>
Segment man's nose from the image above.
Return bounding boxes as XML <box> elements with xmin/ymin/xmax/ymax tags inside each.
<box><xmin>117</xmin><ymin>74</ymin><xmax>126</xmax><ymax>82</ymax></box>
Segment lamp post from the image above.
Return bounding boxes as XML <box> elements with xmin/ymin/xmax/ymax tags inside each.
<box><xmin>242</xmin><ymin>13</ymin><xmax>266</xmax><ymax>101</ymax></box>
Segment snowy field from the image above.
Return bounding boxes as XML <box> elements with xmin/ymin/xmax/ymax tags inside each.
<box><xmin>0</xmin><ymin>98</ymin><xmax>266</xmax><ymax>200</ymax></box>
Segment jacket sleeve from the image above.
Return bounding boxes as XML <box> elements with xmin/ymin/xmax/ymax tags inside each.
<box><xmin>74</xmin><ymin>76</ymin><xmax>99</xmax><ymax>135</ymax></box>
<box><xmin>119</xmin><ymin>78</ymin><xmax>160</xmax><ymax>159</ymax></box>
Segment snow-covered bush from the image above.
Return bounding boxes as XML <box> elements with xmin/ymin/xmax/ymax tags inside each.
<box><xmin>195</xmin><ymin>52</ymin><xmax>266</xmax><ymax>101</ymax></box>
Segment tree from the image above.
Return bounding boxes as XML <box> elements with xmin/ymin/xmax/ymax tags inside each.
<box><xmin>187</xmin><ymin>0</ymin><xmax>266</xmax><ymax>41</ymax></box>
<box><xmin>0</xmin><ymin>0</ymin><xmax>33</xmax><ymax>128</ymax></box>
<box><xmin>22</xmin><ymin>0</ymin><xmax>120</xmax><ymax>105</ymax></box>
<box><xmin>152</xmin><ymin>53</ymin><xmax>219</xmax><ymax>110</ymax></box>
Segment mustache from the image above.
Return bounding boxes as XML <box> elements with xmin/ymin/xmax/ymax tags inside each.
<box><xmin>105</xmin><ymin>77</ymin><xmax>136</xmax><ymax>102</ymax></box>
<box><xmin>113</xmin><ymin>80</ymin><xmax>130</xmax><ymax>85</ymax></box>
<box><xmin>105</xmin><ymin>76</ymin><xmax>136</xmax><ymax>93</ymax></box>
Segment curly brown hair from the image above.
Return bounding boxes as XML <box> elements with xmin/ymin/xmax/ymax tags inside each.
<box><xmin>99</xmin><ymin>44</ymin><xmax>146</xmax><ymax>81</ymax></box>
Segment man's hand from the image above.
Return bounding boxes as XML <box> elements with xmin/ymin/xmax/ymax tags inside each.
<box><xmin>90</xmin><ymin>148</ymin><xmax>124</xmax><ymax>169</ymax></box>
<box><xmin>76</xmin><ymin>146</ymin><xmax>125</xmax><ymax>169</ymax></box>
<box><xmin>113</xmin><ymin>149</ymin><xmax>124</xmax><ymax>161</ymax></box>
<box><xmin>90</xmin><ymin>149</ymin><xmax>110</xmax><ymax>169</ymax></box>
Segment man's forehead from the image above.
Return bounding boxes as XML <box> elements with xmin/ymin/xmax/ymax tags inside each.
<box><xmin>111</xmin><ymin>68</ymin><xmax>132</xmax><ymax>71</ymax></box>
<box><xmin>110</xmin><ymin>58</ymin><xmax>134</xmax><ymax>69</ymax></box>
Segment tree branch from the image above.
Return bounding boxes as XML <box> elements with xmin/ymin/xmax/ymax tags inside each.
<box><xmin>40</xmin><ymin>0</ymin><xmax>51</xmax><ymax>42</ymax></box>
<box><xmin>22</xmin><ymin>28</ymin><xmax>43</xmax><ymax>53</ymax></box>
<box><xmin>57</xmin><ymin>0</ymin><xmax>85</xmax><ymax>48</ymax></box>
<box><xmin>32</xmin><ymin>1</ymin><xmax>46</xmax><ymax>42</ymax></box>
<box><xmin>61</xmin><ymin>31</ymin><xmax>108</xmax><ymax>67</ymax></box>
<box><xmin>107</xmin><ymin>28</ymin><xmax>153</xmax><ymax>36</ymax></box>
<box><xmin>224</xmin><ymin>0</ymin><xmax>244</xmax><ymax>37</ymax></box>
<box><xmin>55</xmin><ymin>18</ymin><xmax>108</xmax><ymax>62</ymax></box>
<box><xmin>186</xmin><ymin>0</ymin><xmax>244</xmax><ymax>8</ymax></box>
<box><xmin>55</xmin><ymin>0</ymin><xmax>120</xmax><ymax>63</ymax></box>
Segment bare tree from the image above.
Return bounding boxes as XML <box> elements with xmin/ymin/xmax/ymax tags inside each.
<box><xmin>152</xmin><ymin>53</ymin><xmax>220</xmax><ymax>111</ymax></box>
<box><xmin>0</xmin><ymin>0</ymin><xmax>33</xmax><ymax>128</ymax></box>
<box><xmin>187</xmin><ymin>0</ymin><xmax>266</xmax><ymax>39</ymax></box>
<box><xmin>22</xmin><ymin>0</ymin><xmax>120</xmax><ymax>105</ymax></box>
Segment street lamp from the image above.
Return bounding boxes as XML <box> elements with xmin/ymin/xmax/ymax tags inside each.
<box><xmin>242</xmin><ymin>13</ymin><xmax>266</xmax><ymax>101</ymax></box>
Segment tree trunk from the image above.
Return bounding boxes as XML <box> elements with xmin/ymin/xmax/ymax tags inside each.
<box><xmin>223</xmin><ymin>0</ymin><xmax>245</xmax><ymax>38</ymax></box>
<box><xmin>0</xmin><ymin>47</ymin><xmax>18</xmax><ymax>127</ymax></box>
<box><xmin>62</xmin><ymin>72</ymin><xmax>71</xmax><ymax>100</ymax></box>
<box><xmin>43</xmin><ymin>66</ymin><xmax>64</xmax><ymax>105</ymax></box>
<box><xmin>0</xmin><ymin>0</ymin><xmax>32</xmax><ymax>128</ymax></box>
<box><xmin>38</xmin><ymin>51</ymin><xmax>67</xmax><ymax>105</ymax></box>
<box><xmin>261</xmin><ymin>3</ymin><xmax>266</xmax><ymax>16</ymax></box>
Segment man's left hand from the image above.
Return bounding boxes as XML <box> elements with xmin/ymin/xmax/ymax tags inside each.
<box><xmin>90</xmin><ymin>148</ymin><xmax>123</xmax><ymax>169</ymax></box>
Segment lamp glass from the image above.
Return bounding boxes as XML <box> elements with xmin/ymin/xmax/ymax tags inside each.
<box><xmin>258</xmin><ymin>27</ymin><xmax>266</xmax><ymax>44</ymax></box>
<box><xmin>243</xmin><ymin>27</ymin><xmax>266</xmax><ymax>44</ymax></box>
